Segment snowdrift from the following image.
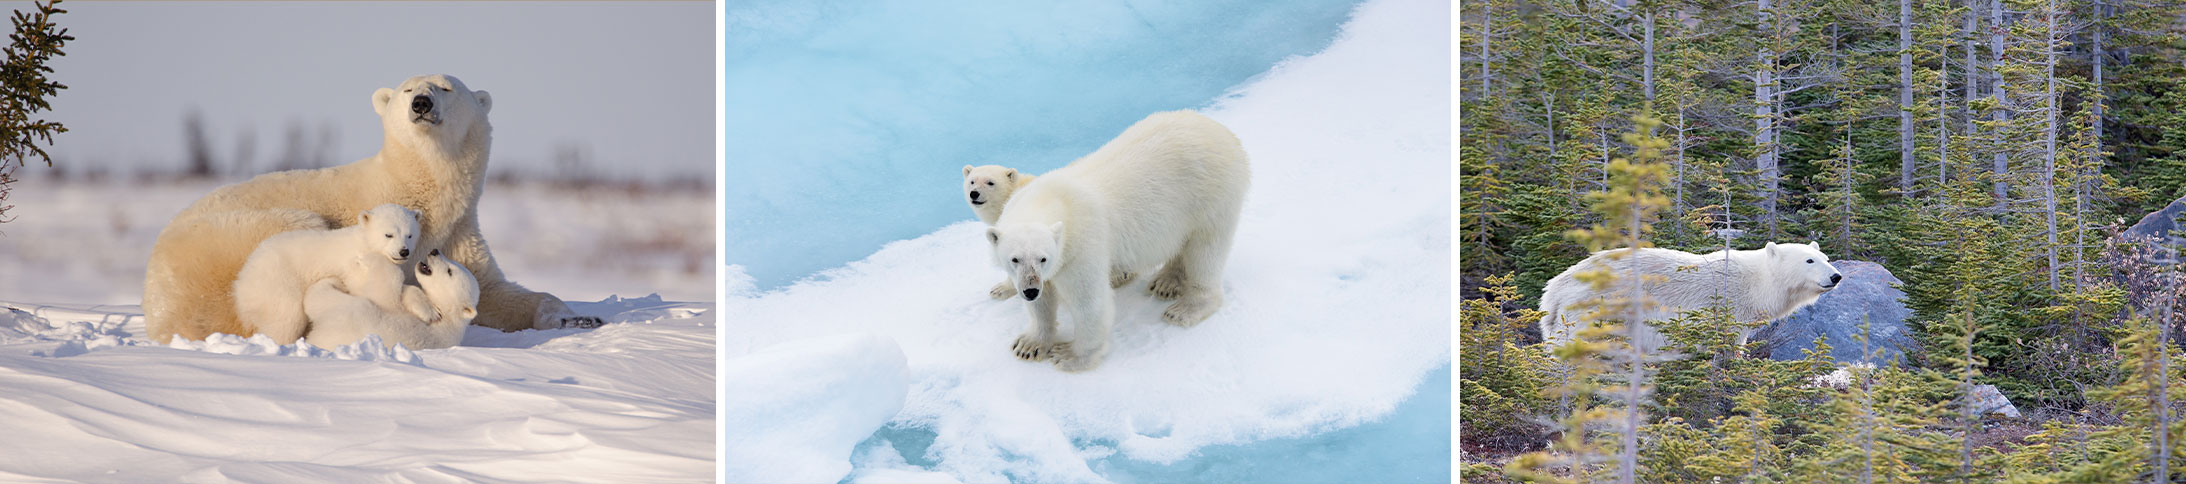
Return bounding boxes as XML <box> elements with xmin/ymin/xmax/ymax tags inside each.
<box><xmin>0</xmin><ymin>296</ymin><xmax>715</xmax><ymax>483</ymax></box>
<box><xmin>725</xmin><ymin>0</ymin><xmax>1451</xmax><ymax>481</ymax></box>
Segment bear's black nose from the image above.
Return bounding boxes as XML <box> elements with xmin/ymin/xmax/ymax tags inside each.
<box><xmin>1830</xmin><ymin>273</ymin><xmax>1843</xmax><ymax>284</ymax></box>
<box><xmin>969</xmin><ymin>191</ymin><xmax>982</xmax><ymax>201</ymax></box>
<box><xmin>1022</xmin><ymin>287</ymin><xmax>1040</xmax><ymax>300</ymax></box>
<box><xmin>411</xmin><ymin>95</ymin><xmax>434</xmax><ymax>114</ymax></box>
<box><xmin>418</xmin><ymin>260</ymin><xmax>433</xmax><ymax>276</ymax></box>
<box><xmin>399</xmin><ymin>248</ymin><xmax>411</xmax><ymax>258</ymax></box>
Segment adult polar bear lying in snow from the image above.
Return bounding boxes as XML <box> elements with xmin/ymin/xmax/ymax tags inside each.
<box><xmin>986</xmin><ymin>110</ymin><xmax>1249</xmax><ymax>372</ymax></box>
<box><xmin>144</xmin><ymin>74</ymin><xmax>600</xmax><ymax>343</ymax></box>
<box><xmin>1537</xmin><ymin>242</ymin><xmax>1844</xmax><ymax>355</ymax></box>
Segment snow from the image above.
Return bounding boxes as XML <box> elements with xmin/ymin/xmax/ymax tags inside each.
<box><xmin>0</xmin><ymin>296</ymin><xmax>715</xmax><ymax>482</ymax></box>
<box><xmin>724</xmin><ymin>334</ymin><xmax>909</xmax><ymax>483</ymax></box>
<box><xmin>724</xmin><ymin>0</ymin><xmax>1362</xmax><ymax>288</ymax></box>
<box><xmin>0</xmin><ymin>182</ymin><xmax>717</xmax><ymax>482</ymax></box>
<box><xmin>724</xmin><ymin>0</ymin><xmax>1451</xmax><ymax>481</ymax></box>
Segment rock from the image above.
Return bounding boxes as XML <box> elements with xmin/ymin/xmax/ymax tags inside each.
<box><xmin>2121</xmin><ymin>196</ymin><xmax>2186</xmax><ymax>265</ymax></box>
<box><xmin>1967</xmin><ymin>384</ymin><xmax>2021</xmax><ymax>419</ymax></box>
<box><xmin>1753</xmin><ymin>260</ymin><xmax>1916</xmax><ymax>367</ymax></box>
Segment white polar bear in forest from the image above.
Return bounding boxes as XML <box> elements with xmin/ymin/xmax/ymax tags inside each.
<box><xmin>302</xmin><ymin>252</ymin><xmax>479</xmax><ymax>350</ymax></box>
<box><xmin>1537</xmin><ymin>242</ymin><xmax>1844</xmax><ymax>355</ymax></box>
<box><xmin>232</xmin><ymin>203</ymin><xmax>420</xmax><ymax>345</ymax></box>
<box><xmin>964</xmin><ymin>164</ymin><xmax>1134</xmax><ymax>300</ymax></box>
<box><xmin>144</xmin><ymin>74</ymin><xmax>601</xmax><ymax>343</ymax></box>
<box><xmin>986</xmin><ymin>110</ymin><xmax>1249</xmax><ymax>372</ymax></box>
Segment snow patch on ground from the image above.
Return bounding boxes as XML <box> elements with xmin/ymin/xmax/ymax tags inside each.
<box><xmin>724</xmin><ymin>0</ymin><xmax>1450</xmax><ymax>481</ymax></box>
<box><xmin>0</xmin><ymin>296</ymin><xmax>715</xmax><ymax>482</ymax></box>
<box><xmin>723</xmin><ymin>334</ymin><xmax>909</xmax><ymax>483</ymax></box>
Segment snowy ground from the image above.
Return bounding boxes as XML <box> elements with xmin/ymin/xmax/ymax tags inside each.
<box><xmin>725</xmin><ymin>0</ymin><xmax>1451</xmax><ymax>481</ymax></box>
<box><xmin>0</xmin><ymin>180</ymin><xmax>717</xmax><ymax>482</ymax></box>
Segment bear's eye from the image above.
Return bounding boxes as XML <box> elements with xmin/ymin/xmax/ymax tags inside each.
<box><xmin>1039</xmin><ymin>257</ymin><xmax>1047</xmax><ymax>264</ymax></box>
<box><xmin>1011</xmin><ymin>258</ymin><xmax>1020</xmax><ymax>264</ymax></box>
<box><xmin>385</xmin><ymin>233</ymin><xmax>394</xmax><ymax>238</ymax></box>
<box><xmin>403</xmin><ymin>89</ymin><xmax>413</xmax><ymax>93</ymax></box>
<box><xmin>1806</xmin><ymin>259</ymin><xmax>1814</xmax><ymax>264</ymax></box>
<box><xmin>986</xmin><ymin>181</ymin><xmax>995</xmax><ymax>186</ymax></box>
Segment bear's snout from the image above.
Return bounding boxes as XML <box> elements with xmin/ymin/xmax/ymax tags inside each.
<box><xmin>1830</xmin><ymin>273</ymin><xmax>1842</xmax><ymax>284</ymax></box>
<box><xmin>418</xmin><ymin>260</ymin><xmax>433</xmax><ymax>276</ymax></box>
<box><xmin>411</xmin><ymin>95</ymin><xmax>434</xmax><ymax>115</ymax></box>
<box><xmin>399</xmin><ymin>248</ymin><xmax>411</xmax><ymax>259</ymax></box>
<box><xmin>1022</xmin><ymin>287</ymin><xmax>1040</xmax><ymax>301</ymax></box>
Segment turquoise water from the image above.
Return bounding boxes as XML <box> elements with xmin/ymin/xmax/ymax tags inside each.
<box><xmin>725</xmin><ymin>0</ymin><xmax>1362</xmax><ymax>289</ymax></box>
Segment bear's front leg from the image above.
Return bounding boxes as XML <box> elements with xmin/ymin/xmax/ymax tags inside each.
<box><xmin>1011</xmin><ymin>282</ymin><xmax>1060</xmax><ymax>361</ymax></box>
<box><xmin>989</xmin><ymin>280</ymin><xmax>1015</xmax><ymax>301</ymax></box>
<box><xmin>1053</xmin><ymin>275</ymin><xmax>1113</xmax><ymax>372</ymax></box>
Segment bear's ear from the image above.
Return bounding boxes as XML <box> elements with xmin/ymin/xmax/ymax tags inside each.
<box><xmin>964</xmin><ymin>165</ymin><xmax>975</xmax><ymax>177</ymax></box>
<box><xmin>373</xmin><ymin>88</ymin><xmax>395</xmax><ymax>116</ymax></box>
<box><xmin>1005</xmin><ymin>168</ymin><xmax>1017</xmax><ymax>180</ymax></box>
<box><xmin>462</xmin><ymin>306</ymin><xmax>477</xmax><ymax>320</ymax></box>
<box><xmin>1764</xmin><ymin>241</ymin><xmax>1778</xmax><ymax>253</ymax></box>
<box><xmin>986</xmin><ymin>228</ymin><xmax>1000</xmax><ymax>245</ymax></box>
<box><xmin>1809</xmin><ymin>241</ymin><xmax>1821</xmax><ymax>249</ymax></box>
<box><xmin>358</xmin><ymin>209</ymin><xmax>374</xmax><ymax>225</ymax></box>
<box><xmin>474</xmin><ymin>90</ymin><xmax>492</xmax><ymax>114</ymax></box>
<box><xmin>1049</xmin><ymin>221</ymin><xmax>1066</xmax><ymax>247</ymax></box>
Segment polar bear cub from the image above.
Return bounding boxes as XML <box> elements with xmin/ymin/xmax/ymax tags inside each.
<box><xmin>964</xmin><ymin>164</ymin><xmax>1136</xmax><ymax>300</ymax></box>
<box><xmin>301</xmin><ymin>252</ymin><xmax>479</xmax><ymax>349</ymax></box>
<box><xmin>232</xmin><ymin>203</ymin><xmax>419</xmax><ymax>344</ymax></box>
<box><xmin>986</xmin><ymin>110</ymin><xmax>1250</xmax><ymax>372</ymax></box>
<box><xmin>1536</xmin><ymin>242</ymin><xmax>1844</xmax><ymax>355</ymax></box>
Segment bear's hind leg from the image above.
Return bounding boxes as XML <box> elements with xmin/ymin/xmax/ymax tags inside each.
<box><xmin>1160</xmin><ymin>230</ymin><xmax>1232</xmax><ymax>327</ymax></box>
<box><xmin>1148</xmin><ymin>256</ymin><xmax>1188</xmax><ymax>300</ymax></box>
<box><xmin>1109</xmin><ymin>267</ymin><xmax>1136</xmax><ymax>289</ymax></box>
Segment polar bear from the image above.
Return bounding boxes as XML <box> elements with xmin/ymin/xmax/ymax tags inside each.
<box><xmin>231</xmin><ymin>203</ymin><xmax>419</xmax><ymax>345</ymax></box>
<box><xmin>144</xmin><ymin>74</ymin><xmax>601</xmax><ymax>343</ymax></box>
<box><xmin>1536</xmin><ymin>242</ymin><xmax>1844</xmax><ymax>355</ymax></box>
<box><xmin>986</xmin><ymin>110</ymin><xmax>1249</xmax><ymax>372</ymax></box>
<box><xmin>301</xmin><ymin>252</ymin><xmax>479</xmax><ymax>350</ymax></box>
<box><xmin>964</xmin><ymin>164</ymin><xmax>1134</xmax><ymax>300</ymax></box>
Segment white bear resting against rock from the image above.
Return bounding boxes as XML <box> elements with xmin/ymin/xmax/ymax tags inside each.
<box><xmin>987</xmin><ymin>110</ymin><xmax>1251</xmax><ymax>372</ymax></box>
<box><xmin>1536</xmin><ymin>242</ymin><xmax>1844</xmax><ymax>355</ymax></box>
<box><xmin>232</xmin><ymin>203</ymin><xmax>419</xmax><ymax>345</ymax></box>
<box><xmin>302</xmin><ymin>252</ymin><xmax>479</xmax><ymax>350</ymax></box>
<box><xmin>963</xmin><ymin>164</ymin><xmax>1134</xmax><ymax>300</ymax></box>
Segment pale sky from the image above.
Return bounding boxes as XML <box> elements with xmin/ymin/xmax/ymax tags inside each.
<box><xmin>33</xmin><ymin>2</ymin><xmax>712</xmax><ymax>181</ymax></box>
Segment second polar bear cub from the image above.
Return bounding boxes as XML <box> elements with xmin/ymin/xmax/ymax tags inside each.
<box><xmin>233</xmin><ymin>203</ymin><xmax>419</xmax><ymax>345</ymax></box>
<box><xmin>1537</xmin><ymin>242</ymin><xmax>1843</xmax><ymax>355</ymax></box>
<box><xmin>987</xmin><ymin>110</ymin><xmax>1249</xmax><ymax>372</ymax></box>
<box><xmin>302</xmin><ymin>252</ymin><xmax>479</xmax><ymax>349</ymax></box>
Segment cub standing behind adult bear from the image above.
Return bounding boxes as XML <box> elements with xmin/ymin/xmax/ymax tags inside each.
<box><xmin>1537</xmin><ymin>242</ymin><xmax>1844</xmax><ymax>355</ymax></box>
<box><xmin>987</xmin><ymin>110</ymin><xmax>1249</xmax><ymax>372</ymax></box>
<box><xmin>144</xmin><ymin>74</ymin><xmax>600</xmax><ymax>344</ymax></box>
<box><xmin>963</xmin><ymin>164</ymin><xmax>1134</xmax><ymax>300</ymax></box>
<box><xmin>232</xmin><ymin>203</ymin><xmax>420</xmax><ymax>345</ymax></box>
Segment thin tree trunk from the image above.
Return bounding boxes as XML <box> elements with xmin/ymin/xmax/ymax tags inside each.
<box><xmin>1480</xmin><ymin>1</ymin><xmax>1493</xmax><ymax>98</ymax></box>
<box><xmin>1758</xmin><ymin>0</ymin><xmax>1780</xmax><ymax>237</ymax></box>
<box><xmin>1990</xmin><ymin>0</ymin><xmax>2009</xmax><ymax>202</ymax></box>
<box><xmin>1901</xmin><ymin>0</ymin><xmax>1917</xmax><ymax>190</ymax></box>
<box><xmin>2043</xmin><ymin>0</ymin><xmax>2060</xmax><ymax>292</ymax></box>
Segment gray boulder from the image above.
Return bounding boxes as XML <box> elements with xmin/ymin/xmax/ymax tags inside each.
<box><xmin>2121</xmin><ymin>196</ymin><xmax>2186</xmax><ymax>265</ymax></box>
<box><xmin>1753</xmin><ymin>260</ymin><xmax>1916</xmax><ymax>366</ymax></box>
<box><xmin>1968</xmin><ymin>384</ymin><xmax>2022</xmax><ymax>419</ymax></box>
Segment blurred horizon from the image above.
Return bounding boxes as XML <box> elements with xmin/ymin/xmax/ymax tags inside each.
<box><xmin>27</xmin><ymin>1</ymin><xmax>712</xmax><ymax>183</ymax></box>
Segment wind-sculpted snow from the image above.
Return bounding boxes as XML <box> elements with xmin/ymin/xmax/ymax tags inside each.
<box><xmin>724</xmin><ymin>333</ymin><xmax>910</xmax><ymax>482</ymax></box>
<box><xmin>0</xmin><ymin>296</ymin><xmax>715</xmax><ymax>483</ymax></box>
<box><xmin>725</xmin><ymin>0</ymin><xmax>1451</xmax><ymax>481</ymax></box>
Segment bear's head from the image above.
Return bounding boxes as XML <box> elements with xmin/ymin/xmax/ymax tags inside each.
<box><xmin>357</xmin><ymin>203</ymin><xmax>420</xmax><ymax>264</ymax></box>
<box><xmin>987</xmin><ymin>221</ymin><xmax>1065</xmax><ymax>301</ymax></box>
<box><xmin>373</xmin><ymin>74</ymin><xmax>491</xmax><ymax>161</ymax></box>
<box><xmin>962</xmin><ymin>165</ymin><xmax>1024</xmax><ymax>210</ymax></box>
<box><xmin>414</xmin><ymin>250</ymin><xmax>480</xmax><ymax>325</ymax></box>
<box><xmin>1766</xmin><ymin>241</ymin><xmax>1842</xmax><ymax>293</ymax></box>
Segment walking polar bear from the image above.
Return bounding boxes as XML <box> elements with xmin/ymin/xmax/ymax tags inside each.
<box><xmin>232</xmin><ymin>203</ymin><xmax>420</xmax><ymax>344</ymax></box>
<box><xmin>1537</xmin><ymin>242</ymin><xmax>1844</xmax><ymax>355</ymax></box>
<box><xmin>986</xmin><ymin>110</ymin><xmax>1249</xmax><ymax>372</ymax></box>
<box><xmin>144</xmin><ymin>74</ymin><xmax>600</xmax><ymax>343</ymax></box>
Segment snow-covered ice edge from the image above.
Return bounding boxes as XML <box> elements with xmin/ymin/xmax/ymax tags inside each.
<box><xmin>724</xmin><ymin>0</ymin><xmax>1452</xmax><ymax>481</ymax></box>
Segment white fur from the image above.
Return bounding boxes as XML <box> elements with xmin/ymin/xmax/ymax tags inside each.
<box><xmin>986</xmin><ymin>110</ymin><xmax>1250</xmax><ymax>372</ymax></box>
<box><xmin>964</xmin><ymin>164</ymin><xmax>1136</xmax><ymax>299</ymax></box>
<box><xmin>302</xmin><ymin>254</ymin><xmax>480</xmax><ymax>349</ymax></box>
<box><xmin>232</xmin><ymin>204</ymin><xmax>419</xmax><ymax>345</ymax></box>
<box><xmin>1536</xmin><ymin>241</ymin><xmax>1844</xmax><ymax>355</ymax></box>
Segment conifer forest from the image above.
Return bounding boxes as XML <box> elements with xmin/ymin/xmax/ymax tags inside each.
<box><xmin>1459</xmin><ymin>0</ymin><xmax>2186</xmax><ymax>480</ymax></box>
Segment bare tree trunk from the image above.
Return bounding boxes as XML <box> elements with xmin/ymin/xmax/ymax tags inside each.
<box><xmin>2043</xmin><ymin>0</ymin><xmax>2060</xmax><ymax>292</ymax></box>
<box><xmin>1676</xmin><ymin>107</ymin><xmax>1689</xmax><ymax>237</ymax></box>
<box><xmin>1480</xmin><ymin>1</ymin><xmax>1493</xmax><ymax>98</ymax></box>
<box><xmin>1990</xmin><ymin>0</ymin><xmax>2009</xmax><ymax>202</ymax></box>
<box><xmin>1758</xmin><ymin>0</ymin><xmax>1780</xmax><ymax>237</ymax></box>
<box><xmin>2159</xmin><ymin>302</ymin><xmax>2174</xmax><ymax>482</ymax></box>
<box><xmin>1901</xmin><ymin>0</ymin><xmax>1917</xmax><ymax>191</ymax></box>
<box><xmin>1643</xmin><ymin>9</ymin><xmax>1656</xmax><ymax>105</ymax></box>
